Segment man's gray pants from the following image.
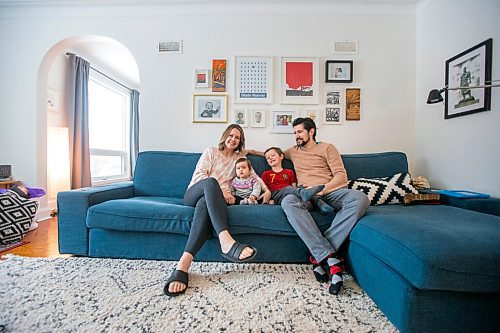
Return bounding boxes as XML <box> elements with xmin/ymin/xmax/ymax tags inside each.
<box><xmin>281</xmin><ymin>187</ymin><xmax>370</xmax><ymax>263</ymax></box>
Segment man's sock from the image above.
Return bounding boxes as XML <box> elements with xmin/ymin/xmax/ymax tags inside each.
<box><xmin>308</xmin><ymin>253</ymin><xmax>329</xmax><ymax>283</ymax></box>
<box><xmin>298</xmin><ymin>185</ymin><xmax>325</xmax><ymax>202</ymax></box>
<box><xmin>327</xmin><ymin>256</ymin><xmax>344</xmax><ymax>295</ymax></box>
<box><xmin>315</xmin><ymin>197</ymin><xmax>334</xmax><ymax>215</ymax></box>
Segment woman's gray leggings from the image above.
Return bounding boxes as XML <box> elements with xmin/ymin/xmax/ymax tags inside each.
<box><xmin>183</xmin><ymin>178</ymin><xmax>229</xmax><ymax>255</ymax></box>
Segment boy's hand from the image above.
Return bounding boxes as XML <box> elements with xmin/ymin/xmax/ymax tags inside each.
<box><xmin>259</xmin><ymin>189</ymin><xmax>272</xmax><ymax>203</ymax></box>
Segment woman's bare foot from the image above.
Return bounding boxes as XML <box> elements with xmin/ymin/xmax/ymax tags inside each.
<box><xmin>219</xmin><ymin>230</ymin><xmax>254</xmax><ymax>260</ymax></box>
<box><xmin>168</xmin><ymin>252</ymin><xmax>193</xmax><ymax>294</ymax></box>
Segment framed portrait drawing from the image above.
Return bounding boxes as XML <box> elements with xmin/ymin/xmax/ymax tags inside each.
<box><xmin>271</xmin><ymin>110</ymin><xmax>297</xmax><ymax>133</ymax></box>
<box><xmin>233</xmin><ymin>109</ymin><xmax>248</xmax><ymax>127</ymax></box>
<box><xmin>193</xmin><ymin>94</ymin><xmax>228</xmax><ymax>123</ymax></box>
<box><xmin>250</xmin><ymin>110</ymin><xmax>266</xmax><ymax>128</ymax></box>
<box><xmin>235</xmin><ymin>56</ymin><xmax>273</xmax><ymax>104</ymax></box>
<box><xmin>326</xmin><ymin>60</ymin><xmax>353</xmax><ymax>83</ymax></box>
<box><xmin>195</xmin><ymin>69</ymin><xmax>210</xmax><ymax>88</ymax></box>
<box><xmin>212</xmin><ymin>59</ymin><xmax>227</xmax><ymax>92</ymax></box>
<box><xmin>444</xmin><ymin>38</ymin><xmax>492</xmax><ymax>119</ymax></box>
<box><xmin>324</xmin><ymin>107</ymin><xmax>343</xmax><ymax>125</ymax></box>
<box><xmin>281</xmin><ymin>57</ymin><xmax>319</xmax><ymax>105</ymax></box>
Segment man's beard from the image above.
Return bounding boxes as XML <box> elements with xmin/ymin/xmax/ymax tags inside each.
<box><xmin>296</xmin><ymin>137</ymin><xmax>309</xmax><ymax>147</ymax></box>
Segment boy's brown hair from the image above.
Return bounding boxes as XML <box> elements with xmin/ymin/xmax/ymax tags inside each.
<box><xmin>264</xmin><ymin>146</ymin><xmax>284</xmax><ymax>156</ymax></box>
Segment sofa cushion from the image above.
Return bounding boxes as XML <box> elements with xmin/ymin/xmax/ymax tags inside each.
<box><xmin>348</xmin><ymin>172</ymin><xmax>418</xmax><ymax>205</ymax></box>
<box><xmin>350</xmin><ymin>205</ymin><xmax>500</xmax><ymax>293</ymax></box>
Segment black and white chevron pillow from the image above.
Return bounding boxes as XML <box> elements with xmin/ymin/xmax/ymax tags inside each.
<box><xmin>0</xmin><ymin>191</ymin><xmax>38</xmax><ymax>245</ymax></box>
<box><xmin>348</xmin><ymin>172</ymin><xmax>418</xmax><ymax>206</ymax></box>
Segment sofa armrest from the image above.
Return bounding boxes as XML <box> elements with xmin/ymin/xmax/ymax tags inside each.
<box><xmin>441</xmin><ymin>196</ymin><xmax>500</xmax><ymax>217</ymax></box>
<box><xmin>57</xmin><ymin>181</ymin><xmax>134</xmax><ymax>255</ymax></box>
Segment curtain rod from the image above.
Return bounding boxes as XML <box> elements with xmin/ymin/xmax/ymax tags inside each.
<box><xmin>66</xmin><ymin>52</ymin><xmax>133</xmax><ymax>92</ymax></box>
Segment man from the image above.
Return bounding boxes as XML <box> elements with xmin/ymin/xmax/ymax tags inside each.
<box><xmin>281</xmin><ymin>117</ymin><xmax>369</xmax><ymax>295</ymax></box>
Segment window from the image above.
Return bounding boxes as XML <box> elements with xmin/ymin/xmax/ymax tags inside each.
<box><xmin>88</xmin><ymin>70</ymin><xmax>131</xmax><ymax>184</ymax></box>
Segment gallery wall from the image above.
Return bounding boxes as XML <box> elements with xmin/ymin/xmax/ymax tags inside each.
<box><xmin>0</xmin><ymin>2</ymin><xmax>417</xmax><ymax>214</ymax></box>
<box><xmin>415</xmin><ymin>0</ymin><xmax>500</xmax><ymax>197</ymax></box>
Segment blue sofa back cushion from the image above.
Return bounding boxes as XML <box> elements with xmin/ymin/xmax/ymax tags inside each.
<box><xmin>133</xmin><ymin>150</ymin><xmax>409</xmax><ymax>198</ymax></box>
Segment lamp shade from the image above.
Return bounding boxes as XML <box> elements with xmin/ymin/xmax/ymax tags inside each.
<box><xmin>427</xmin><ymin>89</ymin><xmax>444</xmax><ymax>104</ymax></box>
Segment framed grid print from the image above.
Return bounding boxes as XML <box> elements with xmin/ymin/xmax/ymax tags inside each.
<box><xmin>235</xmin><ymin>56</ymin><xmax>273</xmax><ymax>104</ymax></box>
<box><xmin>281</xmin><ymin>57</ymin><xmax>319</xmax><ymax>105</ymax></box>
<box><xmin>193</xmin><ymin>94</ymin><xmax>228</xmax><ymax>123</ymax></box>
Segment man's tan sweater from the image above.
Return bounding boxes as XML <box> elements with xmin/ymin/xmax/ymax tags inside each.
<box><xmin>284</xmin><ymin>142</ymin><xmax>348</xmax><ymax>195</ymax></box>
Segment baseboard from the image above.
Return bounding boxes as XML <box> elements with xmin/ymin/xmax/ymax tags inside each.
<box><xmin>36</xmin><ymin>207</ymin><xmax>53</xmax><ymax>221</ymax></box>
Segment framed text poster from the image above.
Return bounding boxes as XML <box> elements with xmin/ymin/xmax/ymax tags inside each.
<box><xmin>234</xmin><ymin>56</ymin><xmax>273</xmax><ymax>104</ymax></box>
<box><xmin>212</xmin><ymin>59</ymin><xmax>227</xmax><ymax>92</ymax></box>
<box><xmin>280</xmin><ymin>57</ymin><xmax>319</xmax><ymax>105</ymax></box>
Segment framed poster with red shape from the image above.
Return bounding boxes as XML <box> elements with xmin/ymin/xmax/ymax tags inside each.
<box><xmin>280</xmin><ymin>57</ymin><xmax>319</xmax><ymax>104</ymax></box>
<box><xmin>212</xmin><ymin>59</ymin><xmax>227</xmax><ymax>92</ymax></box>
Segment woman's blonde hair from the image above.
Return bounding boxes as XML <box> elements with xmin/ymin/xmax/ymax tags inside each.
<box><xmin>218</xmin><ymin>124</ymin><xmax>245</xmax><ymax>152</ymax></box>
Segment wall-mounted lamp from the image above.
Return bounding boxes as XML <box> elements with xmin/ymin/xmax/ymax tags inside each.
<box><xmin>427</xmin><ymin>80</ymin><xmax>500</xmax><ymax>104</ymax></box>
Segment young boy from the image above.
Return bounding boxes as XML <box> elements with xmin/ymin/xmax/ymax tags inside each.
<box><xmin>261</xmin><ymin>147</ymin><xmax>327</xmax><ymax>207</ymax></box>
<box><xmin>231</xmin><ymin>158</ymin><xmax>261</xmax><ymax>205</ymax></box>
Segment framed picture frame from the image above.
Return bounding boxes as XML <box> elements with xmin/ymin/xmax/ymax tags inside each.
<box><xmin>194</xmin><ymin>69</ymin><xmax>210</xmax><ymax>88</ymax></box>
<box><xmin>325</xmin><ymin>89</ymin><xmax>342</xmax><ymax>105</ymax></box>
<box><xmin>250</xmin><ymin>110</ymin><xmax>266</xmax><ymax>128</ymax></box>
<box><xmin>271</xmin><ymin>110</ymin><xmax>297</xmax><ymax>133</ymax></box>
<box><xmin>233</xmin><ymin>109</ymin><xmax>248</xmax><ymax>127</ymax></box>
<box><xmin>281</xmin><ymin>57</ymin><xmax>319</xmax><ymax>105</ymax></box>
<box><xmin>192</xmin><ymin>94</ymin><xmax>228</xmax><ymax>123</ymax></box>
<box><xmin>444</xmin><ymin>38</ymin><xmax>492</xmax><ymax>119</ymax></box>
<box><xmin>212</xmin><ymin>59</ymin><xmax>227</xmax><ymax>92</ymax></box>
<box><xmin>324</xmin><ymin>106</ymin><xmax>343</xmax><ymax>125</ymax></box>
<box><xmin>345</xmin><ymin>88</ymin><xmax>361</xmax><ymax>120</ymax></box>
<box><xmin>301</xmin><ymin>109</ymin><xmax>320</xmax><ymax>127</ymax></box>
<box><xmin>326</xmin><ymin>60</ymin><xmax>353</xmax><ymax>83</ymax></box>
<box><xmin>235</xmin><ymin>56</ymin><xmax>273</xmax><ymax>104</ymax></box>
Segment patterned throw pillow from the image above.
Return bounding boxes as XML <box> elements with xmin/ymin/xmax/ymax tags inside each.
<box><xmin>0</xmin><ymin>191</ymin><xmax>38</xmax><ymax>245</ymax></box>
<box><xmin>348</xmin><ymin>172</ymin><xmax>418</xmax><ymax>206</ymax></box>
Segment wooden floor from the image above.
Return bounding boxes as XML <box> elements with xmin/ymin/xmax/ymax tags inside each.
<box><xmin>1</xmin><ymin>217</ymin><xmax>69</xmax><ymax>258</ymax></box>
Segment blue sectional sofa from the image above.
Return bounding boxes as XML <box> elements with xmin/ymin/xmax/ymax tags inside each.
<box><xmin>58</xmin><ymin>151</ymin><xmax>500</xmax><ymax>333</ymax></box>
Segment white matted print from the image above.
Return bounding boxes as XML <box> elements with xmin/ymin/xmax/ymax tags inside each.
<box><xmin>271</xmin><ymin>110</ymin><xmax>297</xmax><ymax>133</ymax></box>
<box><xmin>324</xmin><ymin>106</ymin><xmax>343</xmax><ymax>125</ymax></box>
<box><xmin>234</xmin><ymin>109</ymin><xmax>248</xmax><ymax>127</ymax></box>
<box><xmin>235</xmin><ymin>56</ymin><xmax>273</xmax><ymax>104</ymax></box>
<box><xmin>250</xmin><ymin>110</ymin><xmax>266</xmax><ymax>128</ymax></box>
<box><xmin>195</xmin><ymin>69</ymin><xmax>210</xmax><ymax>88</ymax></box>
<box><xmin>301</xmin><ymin>109</ymin><xmax>320</xmax><ymax>127</ymax></box>
<box><xmin>193</xmin><ymin>94</ymin><xmax>228</xmax><ymax>123</ymax></box>
<box><xmin>281</xmin><ymin>57</ymin><xmax>319</xmax><ymax>105</ymax></box>
<box><xmin>325</xmin><ymin>89</ymin><xmax>342</xmax><ymax>105</ymax></box>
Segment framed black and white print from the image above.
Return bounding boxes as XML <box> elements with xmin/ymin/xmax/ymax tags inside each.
<box><xmin>324</xmin><ymin>107</ymin><xmax>343</xmax><ymax>125</ymax></box>
<box><xmin>234</xmin><ymin>109</ymin><xmax>248</xmax><ymax>127</ymax></box>
<box><xmin>193</xmin><ymin>94</ymin><xmax>228</xmax><ymax>123</ymax></box>
<box><xmin>235</xmin><ymin>56</ymin><xmax>273</xmax><ymax>104</ymax></box>
<box><xmin>326</xmin><ymin>60</ymin><xmax>353</xmax><ymax>83</ymax></box>
<box><xmin>444</xmin><ymin>38</ymin><xmax>492</xmax><ymax>119</ymax></box>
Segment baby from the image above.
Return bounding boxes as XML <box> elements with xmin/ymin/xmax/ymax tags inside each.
<box><xmin>231</xmin><ymin>158</ymin><xmax>261</xmax><ymax>205</ymax></box>
<box><xmin>261</xmin><ymin>147</ymin><xmax>326</xmax><ymax>207</ymax></box>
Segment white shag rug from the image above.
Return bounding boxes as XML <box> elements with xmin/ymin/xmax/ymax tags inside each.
<box><xmin>0</xmin><ymin>255</ymin><xmax>397</xmax><ymax>333</ymax></box>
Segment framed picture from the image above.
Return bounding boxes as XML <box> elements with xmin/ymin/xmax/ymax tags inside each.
<box><xmin>250</xmin><ymin>110</ymin><xmax>266</xmax><ymax>128</ymax></box>
<box><xmin>281</xmin><ymin>57</ymin><xmax>319</xmax><ymax>104</ymax></box>
<box><xmin>324</xmin><ymin>107</ymin><xmax>343</xmax><ymax>125</ymax></box>
<box><xmin>212</xmin><ymin>59</ymin><xmax>227</xmax><ymax>92</ymax></box>
<box><xmin>345</xmin><ymin>88</ymin><xmax>361</xmax><ymax>121</ymax></box>
<box><xmin>271</xmin><ymin>110</ymin><xmax>297</xmax><ymax>133</ymax></box>
<box><xmin>301</xmin><ymin>109</ymin><xmax>320</xmax><ymax>127</ymax></box>
<box><xmin>326</xmin><ymin>60</ymin><xmax>353</xmax><ymax>83</ymax></box>
<box><xmin>325</xmin><ymin>89</ymin><xmax>342</xmax><ymax>105</ymax></box>
<box><xmin>235</xmin><ymin>56</ymin><xmax>273</xmax><ymax>104</ymax></box>
<box><xmin>234</xmin><ymin>109</ymin><xmax>248</xmax><ymax>127</ymax></box>
<box><xmin>193</xmin><ymin>94</ymin><xmax>228</xmax><ymax>123</ymax></box>
<box><xmin>195</xmin><ymin>69</ymin><xmax>210</xmax><ymax>88</ymax></box>
<box><xmin>444</xmin><ymin>38</ymin><xmax>492</xmax><ymax>119</ymax></box>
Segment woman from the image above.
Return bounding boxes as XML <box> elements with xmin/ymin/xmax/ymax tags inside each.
<box><xmin>164</xmin><ymin>124</ymin><xmax>271</xmax><ymax>297</ymax></box>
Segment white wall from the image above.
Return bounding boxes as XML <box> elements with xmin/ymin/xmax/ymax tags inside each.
<box><xmin>416</xmin><ymin>0</ymin><xmax>500</xmax><ymax>197</ymax></box>
<box><xmin>0</xmin><ymin>3</ymin><xmax>416</xmax><ymax>212</ymax></box>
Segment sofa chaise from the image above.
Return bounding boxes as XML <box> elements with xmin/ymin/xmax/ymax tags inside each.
<box><xmin>58</xmin><ymin>151</ymin><xmax>500</xmax><ymax>333</ymax></box>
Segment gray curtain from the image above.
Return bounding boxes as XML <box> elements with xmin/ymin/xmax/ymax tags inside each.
<box><xmin>130</xmin><ymin>89</ymin><xmax>140</xmax><ymax>176</ymax></box>
<box><xmin>66</xmin><ymin>53</ymin><xmax>91</xmax><ymax>189</ymax></box>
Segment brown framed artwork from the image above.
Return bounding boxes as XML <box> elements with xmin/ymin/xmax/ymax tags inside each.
<box><xmin>444</xmin><ymin>38</ymin><xmax>492</xmax><ymax>119</ymax></box>
<box><xmin>345</xmin><ymin>88</ymin><xmax>360</xmax><ymax>120</ymax></box>
<box><xmin>326</xmin><ymin>60</ymin><xmax>353</xmax><ymax>83</ymax></box>
<box><xmin>212</xmin><ymin>59</ymin><xmax>227</xmax><ymax>92</ymax></box>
